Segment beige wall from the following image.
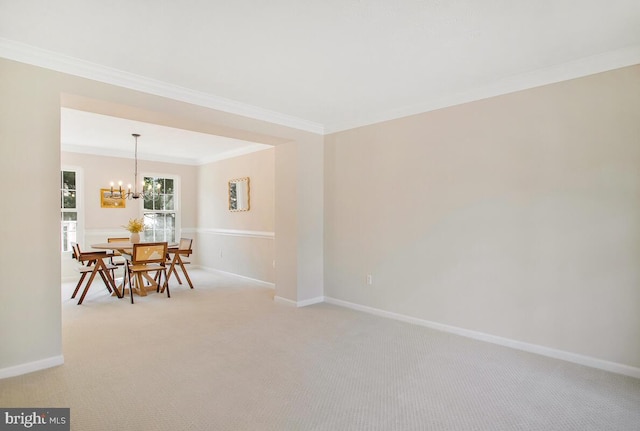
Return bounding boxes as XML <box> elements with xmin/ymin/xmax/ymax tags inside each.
<box><xmin>197</xmin><ymin>148</ymin><xmax>275</xmax><ymax>282</ymax></box>
<box><xmin>61</xmin><ymin>151</ymin><xmax>198</xmax><ymax>230</ymax></box>
<box><xmin>274</xmin><ymin>139</ymin><xmax>325</xmax><ymax>303</ymax></box>
<box><xmin>60</xmin><ymin>151</ymin><xmax>198</xmax><ymax>279</ymax></box>
<box><xmin>324</xmin><ymin>65</ymin><xmax>640</xmax><ymax>369</ymax></box>
<box><xmin>61</xmin><ymin>148</ymin><xmax>276</xmax><ymax>283</ymax></box>
<box><xmin>5</xmin><ymin>51</ymin><xmax>636</xmax><ymax>378</ymax></box>
<box><xmin>0</xmin><ymin>57</ymin><xmax>323</xmax><ymax>377</ymax></box>
<box><xmin>0</xmin><ymin>56</ymin><xmax>62</xmax><ymax>372</ymax></box>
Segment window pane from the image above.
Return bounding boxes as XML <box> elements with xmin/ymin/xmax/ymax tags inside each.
<box><xmin>164</xmin><ymin>179</ymin><xmax>174</xmax><ymax>194</ymax></box>
<box><xmin>143</xmin><ymin>193</ymin><xmax>154</xmax><ymax>210</ymax></box>
<box><xmin>154</xmin><ymin>194</ymin><xmax>163</xmax><ymax>210</ymax></box>
<box><xmin>141</xmin><ymin>213</ymin><xmax>153</xmax><ymax>242</ymax></box>
<box><xmin>61</xmin><ymin>219</ymin><xmax>77</xmax><ymax>253</ymax></box>
<box><xmin>142</xmin><ymin>176</ymin><xmax>176</xmax><ymax>242</ymax></box>
<box><xmin>166</xmin><ymin>214</ymin><xmax>175</xmax><ymax>242</ymax></box>
<box><xmin>62</xmin><ymin>171</ymin><xmax>76</xmax><ymax>190</ymax></box>
<box><xmin>163</xmin><ymin>194</ymin><xmax>175</xmax><ymax>210</ymax></box>
<box><xmin>144</xmin><ymin>213</ymin><xmax>157</xmax><ymax>228</ymax></box>
<box><xmin>61</xmin><ymin>170</ymin><xmax>77</xmax><ymax>209</ymax></box>
<box><xmin>62</xmin><ymin>190</ymin><xmax>76</xmax><ymax>209</ymax></box>
<box><xmin>61</xmin><ymin>170</ymin><xmax>80</xmax><ymax>252</ymax></box>
<box><xmin>62</xmin><ymin>211</ymin><xmax>78</xmax><ymax>221</ymax></box>
<box><xmin>143</xmin><ymin>177</ymin><xmax>155</xmax><ymax>209</ymax></box>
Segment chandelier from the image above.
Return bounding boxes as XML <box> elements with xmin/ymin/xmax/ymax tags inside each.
<box><xmin>107</xmin><ymin>133</ymin><xmax>159</xmax><ymax>200</ymax></box>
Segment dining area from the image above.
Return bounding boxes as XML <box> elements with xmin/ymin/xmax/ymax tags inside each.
<box><xmin>70</xmin><ymin>237</ymin><xmax>194</xmax><ymax>305</ymax></box>
<box><xmin>57</xmin><ymin>128</ymin><xmax>274</xmax><ymax>311</ymax></box>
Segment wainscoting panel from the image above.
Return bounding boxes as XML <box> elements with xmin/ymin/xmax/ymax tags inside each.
<box><xmin>196</xmin><ymin>228</ymin><xmax>275</xmax><ymax>284</ymax></box>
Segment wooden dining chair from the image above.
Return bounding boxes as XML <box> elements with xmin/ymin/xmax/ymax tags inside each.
<box><xmin>122</xmin><ymin>242</ymin><xmax>169</xmax><ymax>304</ymax></box>
<box><xmin>166</xmin><ymin>238</ymin><xmax>194</xmax><ymax>290</ymax></box>
<box><xmin>71</xmin><ymin>243</ymin><xmax>120</xmax><ymax>304</ymax></box>
<box><xmin>107</xmin><ymin>237</ymin><xmax>129</xmax><ymax>271</ymax></box>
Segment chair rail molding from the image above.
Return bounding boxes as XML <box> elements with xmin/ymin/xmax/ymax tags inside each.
<box><xmin>84</xmin><ymin>228</ymin><xmax>198</xmax><ymax>238</ymax></box>
<box><xmin>199</xmin><ymin>228</ymin><xmax>274</xmax><ymax>239</ymax></box>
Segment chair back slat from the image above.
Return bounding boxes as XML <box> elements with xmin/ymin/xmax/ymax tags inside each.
<box><xmin>71</xmin><ymin>242</ymin><xmax>79</xmax><ymax>260</ymax></box>
<box><xmin>107</xmin><ymin>237</ymin><xmax>130</xmax><ymax>258</ymax></box>
<box><xmin>108</xmin><ymin>237</ymin><xmax>129</xmax><ymax>243</ymax></box>
<box><xmin>178</xmin><ymin>238</ymin><xmax>193</xmax><ymax>251</ymax></box>
<box><xmin>72</xmin><ymin>243</ymin><xmax>106</xmax><ymax>266</ymax></box>
<box><xmin>132</xmin><ymin>242</ymin><xmax>168</xmax><ymax>265</ymax></box>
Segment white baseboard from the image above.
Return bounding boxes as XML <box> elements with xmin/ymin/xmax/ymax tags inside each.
<box><xmin>324</xmin><ymin>296</ymin><xmax>640</xmax><ymax>380</ymax></box>
<box><xmin>0</xmin><ymin>355</ymin><xmax>64</xmax><ymax>379</ymax></box>
<box><xmin>274</xmin><ymin>295</ymin><xmax>324</xmax><ymax>307</ymax></box>
<box><xmin>274</xmin><ymin>296</ymin><xmax>297</xmax><ymax>306</ymax></box>
<box><xmin>297</xmin><ymin>296</ymin><xmax>325</xmax><ymax>307</ymax></box>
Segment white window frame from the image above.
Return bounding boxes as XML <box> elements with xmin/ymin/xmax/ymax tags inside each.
<box><xmin>61</xmin><ymin>166</ymin><xmax>84</xmax><ymax>255</ymax></box>
<box><xmin>140</xmin><ymin>172</ymin><xmax>180</xmax><ymax>243</ymax></box>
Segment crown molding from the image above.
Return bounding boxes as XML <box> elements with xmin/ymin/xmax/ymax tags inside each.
<box><xmin>324</xmin><ymin>44</ymin><xmax>640</xmax><ymax>134</ymax></box>
<box><xmin>2</xmin><ymin>38</ymin><xmax>638</xmax><ymax>136</ymax></box>
<box><xmin>0</xmin><ymin>38</ymin><xmax>325</xmax><ymax>135</ymax></box>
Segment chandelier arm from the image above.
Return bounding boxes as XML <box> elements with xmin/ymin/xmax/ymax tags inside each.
<box><xmin>105</xmin><ymin>133</ymin><xmax>147</xmax><ymax>200</ymax></box>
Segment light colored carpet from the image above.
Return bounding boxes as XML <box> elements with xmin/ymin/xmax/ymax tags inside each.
<box><xmin>2</xmin><ymin>269</ymin><xmax>639</xmax><ymax>430</ymax></box>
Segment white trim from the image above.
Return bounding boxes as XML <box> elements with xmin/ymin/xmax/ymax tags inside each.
<box><xmin>0</xmin><ymin>38</ymin><xmax>324</xmax><ymax>135</ymax></box>
<box><xmin>324</xmin><ymin>45</ymin><xmax>640</xmax><ymax>133</ymax></box>
<box><xmin>84</xmin><ymin>227</ymin><xmax>198</xmax><ymax>238</ymax></box>
<box><xmin>60</xmin><ymin>166</ymin><xmax>84</xmax><ymax>252</ymax></box>
<box><xmin>274</xmin><ymin>296</ymin><xmax>297</xmax><ymax>306</ymax></box>
<box><xmin>140</xmin><ymin>172</ymin><xmax>180</xmax><ymax>243</ymax></box>
<box><xmin>0</xmin><ymin>355</ymin><xmax>64</xmax><ymax>379</ymax></box>
<box><xmin>4</xmin><ymin>38</ymin><xmax>638</xmax><ymax>136</ymax></box>
<box><xmin>323</xmin><ymin>297</ymin><xmax>640</xmax><ymax>379</ymax></box>
<box><xmin>199</xmin><ymin>228</ymin><xmax>275</xmax><ymax>239</ymax></box>
<box><xmin>274</xmin><ymin>295</ymin><xmax>324</xmax><ymax>307</ymax></box>
<box><xmin>297</xmin><ymin>296</ymin><xmax>325</xmax><ymax>307</ymax></box>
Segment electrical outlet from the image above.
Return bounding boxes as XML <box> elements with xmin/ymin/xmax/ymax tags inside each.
<box><xmin>272</xmin><ymin>260</ymin><xmax>276</xmax><ymax>269</ymax></box>
<box><xmin>366</xmin><ymin>274</ymin><xmax>373</xmax><ymax>285</ymax></box>
<box><xmin>219</xmin><ymin>249</ymin><xmax>223</xmax><ymax>258</ymax></box>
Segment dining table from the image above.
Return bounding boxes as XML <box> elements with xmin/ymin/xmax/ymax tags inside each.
<box><xmin>91</xmin><ymin>241</ymin><xmax>177</xmax><ymax>297</ymax></box>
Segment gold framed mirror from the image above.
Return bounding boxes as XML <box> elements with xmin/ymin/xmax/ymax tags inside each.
<box><xmin>229</xmin><ymin>177</ymin><xmax>250</xmax><ymax>211</ymax></box>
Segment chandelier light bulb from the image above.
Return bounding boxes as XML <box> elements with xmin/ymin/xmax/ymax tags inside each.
<box><xmin>104</xmin><ymin>134</ymin><xmax>154</xmax><ymax>200</ymax></box>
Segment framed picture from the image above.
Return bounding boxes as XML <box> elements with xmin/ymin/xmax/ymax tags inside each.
<box><xmin>100</xmin><ymin>188</ymin><xmax>126</xmax><ymax>208</ymax></box>
<box><xmin>228</xmin><ymin>177</ymin><xmax>250</xmax><ymax>211</ymax></box>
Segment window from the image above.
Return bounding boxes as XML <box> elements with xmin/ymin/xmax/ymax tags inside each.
<box><xmin>142</xmin><ymin>176</ymin><xmax>177</xmax><ymax>243</ymax></box>
<box><xmin>61</xmin><ymin>170</ymin><xmax>78</xmax><ymax>252</ymax></box>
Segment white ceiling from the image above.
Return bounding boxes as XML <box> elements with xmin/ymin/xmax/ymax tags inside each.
<box><xmin>2</xmin><ymin>0</ymin><xmax>640</xmax><ymax>137</ymax></box>
<box><xmin>60</xmin><ymin>108</ymin><xmax>271</xmax><ymax>165</ymax></box>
